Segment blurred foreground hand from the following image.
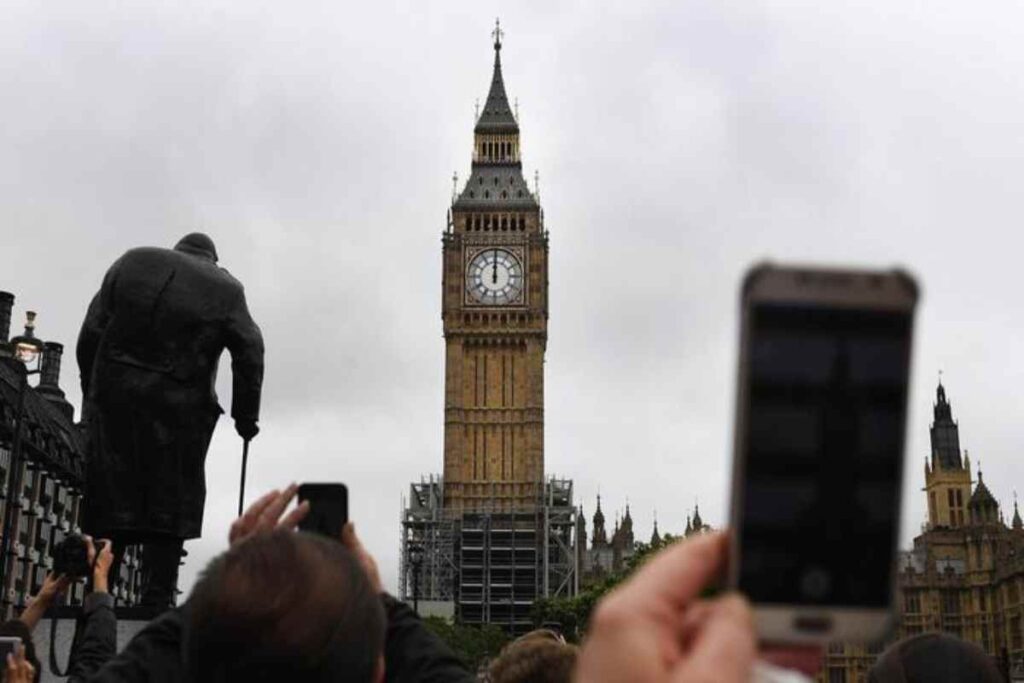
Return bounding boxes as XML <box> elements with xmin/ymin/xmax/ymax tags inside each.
<box><xmin>6</xmin><ymin>644</ymin><xmax>34</xmax><ymax>683</ymax></box>
<box><xmin>575</xmin><ymin>532</ymin><xmax>756</xmax><ymax>683</ymax></box>
<box><xmin>229</xmin><ymin>484</ymin><xmax>309</xmax><ymax>546</ymax></box>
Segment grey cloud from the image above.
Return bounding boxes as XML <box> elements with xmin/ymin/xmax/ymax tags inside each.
<box><xmin>3</xmin><ymin>1</ymin><xmax>1023</xmax><ymax>595</ymax></box>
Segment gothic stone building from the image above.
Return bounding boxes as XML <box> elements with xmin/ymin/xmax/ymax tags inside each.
<box><xmin>821</xmin><ymin>383</ymin><xmax>1024</xmax><ymax>682</ymax></box>
<box><xmin>0</xmin><ymin>293</ymin><xmax>147</xmax><ymax>618</ymax></box>
<box><xmin>576</xmin><ymin>497</ymin><xmax>711</xmax><ymax>587</ymax></box>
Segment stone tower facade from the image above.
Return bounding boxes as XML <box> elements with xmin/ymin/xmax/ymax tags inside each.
<box><xmin>924</xmin><ymin>383</ymin><xmax>974</xmax><ymax>530</ymax></box>
<box><xmin>821</xmin><ymin>382</ymin><xmax>1024</xmax><ymax>680</ymax></box>
<box><xmin>441</xmin><ymin>25</ymin><xmax>548</xmax><ymax>514</ymax></box>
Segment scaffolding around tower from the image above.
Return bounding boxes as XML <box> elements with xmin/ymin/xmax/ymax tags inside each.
<box><xmin>399</xmin><ymin>475</ymin><xmax>458</xmax><ymax>618</ymax></box>
<box><xmin>399</xmin><ymin>475</ymin><xmax>579</xmax><ymax>634</ymax></box>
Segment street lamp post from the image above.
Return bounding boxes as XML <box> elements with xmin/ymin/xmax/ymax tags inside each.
<box><xmin>0</xmin><ymin>312</ymin><xmax>44</xmax><ymax>611</ymax></box>
<box><xmin>409</xmin><ymin>544</ymin><xmax>424</xmax><ymax>615</ymax></box>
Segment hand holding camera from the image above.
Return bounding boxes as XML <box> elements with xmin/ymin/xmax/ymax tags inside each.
<box><xmin>90</xmin><ymin>537</ymin><xmax>114</xmax><ymax>594</ymax></box>
<box><xmin>52</xmin><ymin>535</ymin><xmax>113</xmax><ymax>588</ymax></box>
<box><xmin>18</xmin><ymin>536</ymin><xmax>113</xmax><ymax>632</ymax></box>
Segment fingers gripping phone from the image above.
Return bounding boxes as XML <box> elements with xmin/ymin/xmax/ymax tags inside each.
<box><xmin>0</xmin><ymin>636</ymin><xmax>21</xmax><ymax>662</ymax></box>
<box><xmin>729</xmin><ymin>264</ymin><xmax>918</xmax><ymax>644</ymax></box>
<box><xmin>297</xmin><ymin>483</ymin><xmax>348</xmax><ymax>539</ymax></box>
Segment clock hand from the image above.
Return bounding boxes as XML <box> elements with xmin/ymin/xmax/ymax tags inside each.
<box><xmin>492</xmin><ymin>249</ymin><xmax>498</xmax><ymax>284</ymax></box>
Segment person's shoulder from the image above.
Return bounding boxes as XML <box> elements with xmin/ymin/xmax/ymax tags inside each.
<box><xmin>138</xmin><ymin>606</ymin><xmax>186</xmax><ymax>638</ymax></box>
<box><xmin>91</xmin><ymin>608</ymin><xmax>186</xmax><ymax>683</ymax></box>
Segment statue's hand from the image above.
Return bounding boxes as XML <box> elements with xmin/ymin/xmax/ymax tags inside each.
<box><xmin>235</xmin><ymin>419</ymin><xmax>259</xmax><ymax>441</ymax></box>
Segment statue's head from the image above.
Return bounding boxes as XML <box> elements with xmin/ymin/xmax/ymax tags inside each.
<box><xmin>174</xmin><ymin>233</ymin><xmax>219</xmax><ymax>263</ymax></box>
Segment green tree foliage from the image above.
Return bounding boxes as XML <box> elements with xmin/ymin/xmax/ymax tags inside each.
<box><xmin>533</xmin><ymin>537</ymin><xmax>676</xmax><ymax>642</ymax></box>
<box><xmin>421</xmin><ymin>616</ymin><xmax>510</xmax><ymax>671</ymax></box>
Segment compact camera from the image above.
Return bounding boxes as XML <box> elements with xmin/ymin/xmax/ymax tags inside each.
<box><xmin>52</xmin><ymin>535</ymin><xmax>92</xmax><ymax>579</ymax></box>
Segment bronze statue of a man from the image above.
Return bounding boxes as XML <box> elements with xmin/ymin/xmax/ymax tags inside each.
<box><xmin>77</xmin><ymin>233</ymin><xmax>264</xmax><ymax>607</ymax></box>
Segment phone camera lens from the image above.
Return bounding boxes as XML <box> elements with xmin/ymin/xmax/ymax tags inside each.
<box><xmin>800</xmin><ymin>567</ymin><xmax>831</xmax><ymax>600</ymax></box>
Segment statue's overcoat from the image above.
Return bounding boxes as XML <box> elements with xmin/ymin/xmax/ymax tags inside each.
<box><xmin>77</xmin><ymin>246</ymin><xmax>264</xmax><ymax>540</ymax></box>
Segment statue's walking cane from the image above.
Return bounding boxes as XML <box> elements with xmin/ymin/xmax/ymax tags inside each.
<box><xmin>238</xmin><ymin>438</ymin><xmax>250</xmax><ymax>516</ymax></box>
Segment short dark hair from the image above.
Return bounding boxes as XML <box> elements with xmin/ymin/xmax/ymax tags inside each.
<box><xmin>185</xmin><ymin>530</ymin><xmax>386</xmax><ymax>682</ymax></box>
<box><xmin>868</xmin><ymin>632</ymin><xmax>1003</xmax><ymax>683</ymax></box>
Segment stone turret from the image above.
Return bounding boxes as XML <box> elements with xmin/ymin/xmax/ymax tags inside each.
<box><xmin>924</xmin><ymin>381</ymin><xmax>973</xmax><ymax>529</ymax></box>
<box><xmin>968</xmin><ymin>470</ymin><xmax>999</xmax><ymax>526</ymax></box>
<box><xmin>592</xmin><ymin>495</ymin><xmax>608</xmax><ymax>547</ymax></box>
<box><xmin>650</xmin><ymin>511</ymin><xmax>661</xmax><ymax>546</ymax></box>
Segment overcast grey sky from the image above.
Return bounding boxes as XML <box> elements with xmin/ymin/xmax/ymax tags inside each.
<box><xmin>3</xmin><ymin>1</ymin><xmax>1023</xmax><ymax>594</ymax></box>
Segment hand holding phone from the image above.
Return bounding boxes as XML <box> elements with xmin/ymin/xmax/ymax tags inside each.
<box><xmin>729</xmin><ymin>264</ymin><xmax>918</xmax><ymax>643</ymax></box>
<box><xmin>0</xmin><ymin>637</ymin><xmax>22</xmax><ymax>664</ymax></box>
<box><xmin>297</xmin><ymin>483</ymin><xmax>348</xmax><ymax>539</ymax></box>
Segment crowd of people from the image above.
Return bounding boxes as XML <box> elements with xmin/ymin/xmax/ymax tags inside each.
<box><xmin>0</xmin><ymin>484</ymin><xmax>1005</xmax><ymax>682</ymax></box>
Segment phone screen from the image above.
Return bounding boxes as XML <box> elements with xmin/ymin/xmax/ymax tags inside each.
<box><xmin>297</xmin><ymin>483</ymin><xmax>348</xmax><ymax>540</ymax></box>
<box><xmin>0</xmin><ymin>637</ymin><xmax>21</xmax><ymax>661</ymax></box>
<box><xmin>737</xmin><ymin>302</ymin><xmax>911</xmax><ymax>608</ymax></box>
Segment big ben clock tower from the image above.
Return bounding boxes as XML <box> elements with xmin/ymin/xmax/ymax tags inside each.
<box><xmin>442</xmin><ymin>22</ymin><xmax>548</xmax><ymax>514</ymax></box>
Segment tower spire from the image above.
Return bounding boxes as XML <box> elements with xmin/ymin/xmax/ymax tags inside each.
<box><xmin>930</xmin><ymin>376</ymin><xmax>963</xmax><ymax>470</ymax></box>
<box><xmin>474</xmin><ymin>20</ymin><xmax>517</xmax><ymax>135</ymax></box>
<box><xmin>650</xmin><ymin>509</ymin><xmax>661</xmax><ymax>546</ymax></box>
<box><xmin>492</xmin><ymin>17</ymin><xmax>503</xmax><ymax>50</ymax></box>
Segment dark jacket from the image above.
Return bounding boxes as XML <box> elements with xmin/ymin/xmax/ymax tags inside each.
<box><xmin>380</xmin><ymin>595</ymin><xmax>475</xmax><ymax>683</ymax></box>
<box><xmin>86</xmin><ymin>595</ymin><xmax>474</xmax><ymax>682</ymax></box>
<box><xmin>76</xmin><ymin>246</ymin><xmax>264</xmax><ymax>540</ymax></box>
<box><xmin>67</xmin><ymin>592</ymin><xmax>118</xmax><ymax>682</ymax></box>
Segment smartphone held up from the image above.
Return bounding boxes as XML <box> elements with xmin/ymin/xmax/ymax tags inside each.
<box><xmin>729</xmin><ymin>263</ymin><xmax>919</xmax><ymax>644</ymax></box>
<box><xmin>297</xmin><ymin>483</ymin><xmax>349</xmax><ymax>540</ymax></box>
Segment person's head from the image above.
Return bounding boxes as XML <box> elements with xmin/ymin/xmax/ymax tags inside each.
<box><xmin>185</xmin><ymin>529</ymin><xmax>386</xmax><ymax>683</ymax></box>
<box><xmin>488</xmin><ymin>629</ymin><xmax>577</xmax><ymax>683</ymax></box>
<box><xmin>0</xmin><ymin>620</ymin><xmax>39</xmax><ymax>683</ymax></box>
<box><xmin>868</xmin><ymin>633</ymin><xmax>1002</xmax><ymax>683</ymax></box>
<box><xmin>174</xmin><ymin>232</ymin><xmax>218</xmax><ymax>263</ymax></box>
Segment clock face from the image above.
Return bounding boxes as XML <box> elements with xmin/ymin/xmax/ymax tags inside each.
<box><xmin>467</xmin><ymin>248</ymin><xmax>524</xmax><ymax>305</ymax></box>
